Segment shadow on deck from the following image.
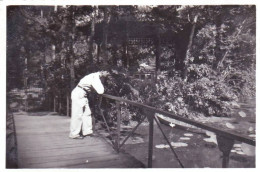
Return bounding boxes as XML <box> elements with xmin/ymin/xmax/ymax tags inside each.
<box><xmin>14</xmin><ymin>112</ymin><xmax>144</xmax><ymax>168</ymax></box>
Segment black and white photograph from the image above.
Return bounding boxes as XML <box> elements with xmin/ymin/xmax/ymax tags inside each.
<box><xmin>4</xmin><ymin>0</ymin><xmax>257</xmax><ymax>169</ymax></box>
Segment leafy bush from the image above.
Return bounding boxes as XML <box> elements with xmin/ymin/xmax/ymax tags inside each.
<box><xmin>104</xmin><ymin>63</ymin><xmax>254</xmax><ymax>122</ymax></box>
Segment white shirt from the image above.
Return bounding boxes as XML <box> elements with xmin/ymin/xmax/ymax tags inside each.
<box><xmin>78</xmin><ymin>72</ymin><xmax>104</xmax><ymax>94</ymax></box>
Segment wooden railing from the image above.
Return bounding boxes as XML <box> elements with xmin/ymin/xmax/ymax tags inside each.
<box><xmin>98</xmin><ymin>94</ymin><xmax>255</xmax><ymax>168</ymax></box>
<box><xmin>6</xmin><ymin>108</ymin><xmax>18</xmax><ymax>168</ymax></box>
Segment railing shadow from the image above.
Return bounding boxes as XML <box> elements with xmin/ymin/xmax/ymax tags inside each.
<box><xmin>97</xmin><ymin>94</ymin><xmax>255</xmax><ymax>168</ymax></box>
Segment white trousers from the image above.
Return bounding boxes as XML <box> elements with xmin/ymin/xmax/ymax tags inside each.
<box><xmin>69</xmin><ymin>87</ymin><xmax>93</xmax><ymax>138</ymax></box>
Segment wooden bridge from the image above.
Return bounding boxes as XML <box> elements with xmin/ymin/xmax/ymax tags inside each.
<box><xmin>12</xmin><ymin>94</ymin><xmax>255</xmax><ymax>168</ymax></box>
<box><xmin>14</xmin><ymin>113</ymin><xmax>144</xmax><ymax>168</ymax></box>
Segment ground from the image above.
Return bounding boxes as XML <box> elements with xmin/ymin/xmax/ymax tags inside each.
<box><xmin>96</xmin><ymin>98</ymin><xmax>255</xmax><ymax>168</ymax></box>
<box><xmin>120</xmin><ymin>122</ymin><xmax>255</xmax><ymax>168</ymax></box>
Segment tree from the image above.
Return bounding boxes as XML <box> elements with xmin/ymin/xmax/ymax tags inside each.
<box><xmin>7</xmin><ymin>5</ymin><xmax>255</xmax><ymax>119</ymax></box>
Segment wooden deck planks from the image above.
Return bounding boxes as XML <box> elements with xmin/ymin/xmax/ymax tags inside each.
<box><xmin>14</xmin><ymin>113</ymin><xmax>144</xmax><ymax>168</ymax></box>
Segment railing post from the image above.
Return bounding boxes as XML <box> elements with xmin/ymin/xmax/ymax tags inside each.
<box><xmin>116</xmin><ymin>101</ymin><xmax>121</xmax><ymax>152</ymax></box>
<box><xmin>216</xmin><ymin>135</ymin><xmax>234</xmax><ymax>168</ymax></box>
<box><xmin>147</xmin><ymin>114</ymin><xmax>154</xmax><ymax>168</ymax></box>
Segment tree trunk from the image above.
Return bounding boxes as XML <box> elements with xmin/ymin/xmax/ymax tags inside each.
<box><xmin>155</xmin><ymin>32</ymin><xmax>161</xmax><ymax>73</ymax></box>
<box><xmin>214</xmin><ymin>13</ymin><xmax>223</xmax><ymax>70</ymax></box>
<box><xmin>102</xmin><ymin>7</ymin><xmax>109</xmax><ymax>63</ymax></box>
<box><xmin>41</xmin><ymin>9</ymin><xmax>43</xmax><ymax>18</ymax></box>
<box><xmin>122</xmin><ymin>42</ymin><xmax>128</xmax><ymax>68</ymax></box>
<box><xmin>122</xmin><ymin>21</ymin><xmax>129</xmax><ymax>68</ymax></box>
<box><xmin>66</xmin><ymin>93</ymin><xmax>70</xmax><ymax>116</ymax></box>
<box><xmin>53</xmin><ymin>96</ymin><xmax>56</xmax><ymax>112</ymax></box>
<box><xmin>183</xmin><ymin>15</ymin><xmax>198</xmax><ymax>81</ymax></box>
<box><xmin>97</xmin><ymin>44</ymin><xmax>101</xmax><ymax>63</ymax></box>
<box><xmin>217</xmin><ymin>51</ymin><xmax>228</xmax><ymax>70</ymax></box>
<box><xmin>69</xmin><ymin>48</ymin><xmax>75</xmax><ymax>90</ymax></box>
<box><xmin>58</xmin><ymin>94</ymin><xmax>62</xmax><ymax>115</ymax></box>
<box><xmin>51</xmin><ymin>44</ymin><xmax>56</xmax><ymax>60</ymax></box>
<box><xmin>69</xmin><ymin>7</ymin><xmax>76</xmax><ymax>91</ymax></box>
<box><xmin>54</xmin><ymin>5</ymin><xmax>57</xmax><ymax>12</ymax></box>
<box><xmin>41</xmin><ymin>41</ymin><xmax>47</xmax><ymax>109</ymax></box>
<box><xmin>112</xmin><ymin>47</ymin><xmax>117</xmax><ymax>66</ymax></box>
<box><xmin>216</xmin><ymin>20</ymin><xmax>245</xmax><ymax>70</ymax></box>
<box><xmin>88</xmin><ymin>6</ymin><xmax>96</xmax><ymax>64</ymax></box>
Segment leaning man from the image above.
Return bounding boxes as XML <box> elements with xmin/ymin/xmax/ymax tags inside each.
<box><xmin>69</xmin><ymin>71</ymin><xmax>109</xmax><ymax>139</ymax></box>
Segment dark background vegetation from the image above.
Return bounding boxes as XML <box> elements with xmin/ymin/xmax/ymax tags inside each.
<box><xmin>7</xmin><ymin>5</ymin><xmax>255</xmax><ymax>121</ymax></box>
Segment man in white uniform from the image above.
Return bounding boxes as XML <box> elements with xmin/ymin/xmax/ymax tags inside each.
<box><xmin>69</xmin><ymin>71</ymin><xmax>109</xmax><ymax>139</ymax></box>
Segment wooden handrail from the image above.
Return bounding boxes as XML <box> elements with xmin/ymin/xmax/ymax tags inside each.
<box><xmin>102</xmin><ymin>94</ymin><xmax>255</xmax><ymax>146</ymax></box>
<box><xmin>100</xmin><ymin>94</ymin><xmax>255</xmax><ymax>168</ymax></box>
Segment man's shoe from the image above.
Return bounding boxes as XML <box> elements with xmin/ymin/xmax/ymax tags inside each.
<box><xmin>69</xmin><ymin>135</ymin><xmax>84</xmax><ymax>139</ymax></box>
<box><xmin>83</xmin><ymin>133</ymin><xmax>98</xmax><ymax>137</ymax></box>
<box><xmin>73</xmin><ymin>136</ymin><xmax>84</xmax><ymax>139</ymax></box>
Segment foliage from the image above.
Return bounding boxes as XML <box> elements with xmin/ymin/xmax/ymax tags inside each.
<box><xmin>7</xmin><ymin>5</ymin><xmax>256</xmax><ymax>120</ymax></box>
<box><xmin>101</xmin><ymin>5</ymin><xmax>255</xmax><ymax>121</ymax></box>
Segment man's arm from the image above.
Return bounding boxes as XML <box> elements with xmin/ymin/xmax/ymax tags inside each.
<box><xmin>92</xmin><ymin>73</ymin><xmax>104</xmax><ymax>94</ymax></box>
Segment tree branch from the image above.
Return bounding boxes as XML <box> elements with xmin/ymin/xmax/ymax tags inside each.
<box><xmin>216</xmin><ymin>19</ymin><xmax>247</xmax><ymax>70</ymax></box>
